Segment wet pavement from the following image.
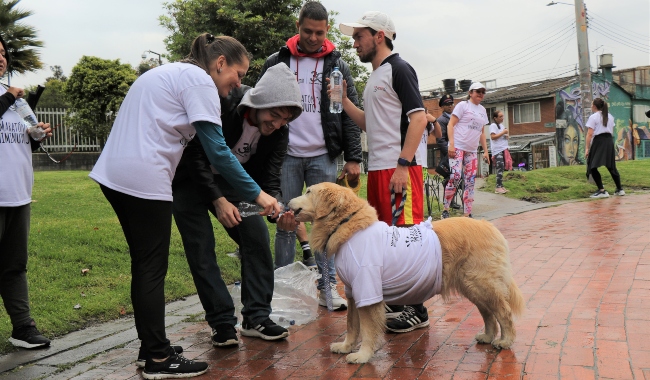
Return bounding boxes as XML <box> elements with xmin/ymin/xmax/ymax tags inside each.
<box><xmin>1</xmin><ymin>191</ymin><xmax>649</xmax><ymax>379</ymax></box>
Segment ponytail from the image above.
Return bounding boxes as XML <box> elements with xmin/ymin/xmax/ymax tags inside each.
<box><xmin>492</xmin><ymin>110</ymin><xmax>502</xmax><ymax>129</ymax></box>
<box><xmin>182</xmin><ymin>33</ymin><xmax>249</xmax><ymax>73</ymax></box>
<box><xmin>593</xmin><ymin>98</ymin><xmax>609</xmax><ymax>126</ymax></box>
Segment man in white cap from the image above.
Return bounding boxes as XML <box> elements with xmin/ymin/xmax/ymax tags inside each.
<box><xmin>338</xmin><ymin>12</ymin><xmax>433</xmax><ymax>334</ymax></box>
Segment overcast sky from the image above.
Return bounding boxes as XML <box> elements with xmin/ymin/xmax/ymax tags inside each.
<box><xmin>7</xmin><ymin>0</ymin><xmax>650</xmax><ymax>92</ymax></box>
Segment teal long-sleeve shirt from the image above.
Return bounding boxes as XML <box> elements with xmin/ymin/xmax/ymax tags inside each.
<box><xmin>192</xmin><ymin>120</ymin><xmax>261</xmax><ymax>202</ymax></box>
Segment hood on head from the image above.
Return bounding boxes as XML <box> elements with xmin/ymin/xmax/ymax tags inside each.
<box><xmin>237</xmin><ymin>63</ymin><xmax>303</xmax><ymax>122</ymax></box>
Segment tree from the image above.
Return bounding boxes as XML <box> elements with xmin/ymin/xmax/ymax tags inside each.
<box><xmin>0</xmin><ymin>0</ymin><xmax>43</xmax><ymax>75</ymax></box>
<box><xmin>159</xmin><ymin>0</ymin><xmax>301</xmax><ymax>85</ymax></box>
<box><xmin>24</xmin><ymin>65</ymin><xmax>70</xmax><ymax>109</ymax></box>
<box><xmin>46</xmin><ymin>65</ymin><xmax>67</xmax><ymax>82</ymax></box>
<box><xmin>64</xmin><ymin>56</ymin><xmax>136</xmax><ymax>147</ymax></box>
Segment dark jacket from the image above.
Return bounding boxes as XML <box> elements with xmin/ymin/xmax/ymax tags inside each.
<box><xmin>436</xmin><ymin>112</ymin><xmax>452</xmax><ymax>148</ymax></box>
<box><xmin>259</xmin><ymin>46</ymin><xmax>362</xmax><ymax>163</ymax></box>
<box><xmin>173</xmin><ymin>85</ymin><xmax>288</xmax><ymax>204</ymax></box>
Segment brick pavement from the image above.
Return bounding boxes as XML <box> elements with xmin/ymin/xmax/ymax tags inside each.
<box><xmin>2</xmin><ymin>194</ymin><xmax>649</xmax><ymax>379</ymax></box>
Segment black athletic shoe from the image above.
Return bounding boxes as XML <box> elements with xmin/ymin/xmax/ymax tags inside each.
<box><xmin>240</xmin><ymin>318</ymin><xmax>289</xmax><ymax>341</ymax></box>
<box><xmin>450</xmin><ymin>202</ymin><xmax>461</xmax><ymax>210</ymax></box>
<box><xmin>384</xmin><ymin>304</ymin><xmax>405</xmax><ymax>319</ymax></box>
<box><xmin>136</xmin><ymin>345</ymin><xmax>183</xmax><ymax>368</ymax></box>
<box><xmin>211</xmin><ymin>323</ymin><xmax>238</xmax><ymax>347</ymax></box>
<box><xmin>8</xmin><ymin>320</ymin><xmax>50</xmax><ymax>349</ymax></box>
<box><xmin>142</xmin><ymin>352</ymin><xmax>208</xmax><ymax>379</ymax></box>
<box><xmin>441</xmin><ymin>210</ymin><xmax>450</xmax><ymax>220</ymax></box>
<box><xmin>386</xmin><ymin>305</ymin><xmax>430</xmax><ymax>333</ymax></box>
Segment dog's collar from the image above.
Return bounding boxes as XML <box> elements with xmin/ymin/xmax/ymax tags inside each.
<box><xmin>323</xmin><ymin>209</ymin><xmax>359</xmax><ymax>249</ymax></box>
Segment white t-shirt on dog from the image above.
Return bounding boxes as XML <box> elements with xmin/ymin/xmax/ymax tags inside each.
<box><xmin>335</xmin><ymin>220</ymin><xmax>443</xmax><ymax>308</ymax></box>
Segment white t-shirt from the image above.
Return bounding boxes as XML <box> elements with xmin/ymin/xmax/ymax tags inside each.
<box><xmin>89</xmin><ymin>63</ymin><xmax>222</xmax><ymax>201</ymax></box>
<box><xmin>336</xmin><ymin>220</ymin><xmax>443</xmax><ymax>308</ymax></box>
<box><xmin>0</xmin><ymin>88</ymin><xmax>33</xmax><ymax>206</ymax></box>
<box><xmin>364</xmin><ymin>54</ymin><xmax>425</xmax><ymax>171</ymax></box>
<box><xmin>451</xmin><ymin>101</ymin><xmax>488</xmax><ymax>153</ymax></box>
<box><xmin>211</xmin><ymin>120</ymin><xmax>260</xmax><ymax>174</ymax></box>
<box><xmin>287</xmin><ymin>56</ymin><xmax>327</xmax><ymax>157</ymax></box>
<box><xmin>489</xmin><ymin>123</ymin><xmax>509</xmax><ymax>155</ymax></box>
<box><xmin>585</xmin><ymin>111</ymin><xmax>615</xmax><ymax>136</ymax></box>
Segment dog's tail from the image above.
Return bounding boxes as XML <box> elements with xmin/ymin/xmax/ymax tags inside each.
<box><xmin>508</xmin><ymin>278</ymin><xmax>525</xmax><ymax>317</ymax></box>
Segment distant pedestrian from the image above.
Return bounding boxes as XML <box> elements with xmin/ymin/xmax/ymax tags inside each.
<box><xmin>442</xmin><ymin>82</ymin><xmax>489</xmax><ymax>219</ymax></box>
<box><xmin>585</xmin><ymin>98</ymin><xmax>624</xmax><ymax>198</ymax></box>
<box><xmin>489</xmin><ymin>110</ymin><xmax>510</xmax><ymax>194</ymax></box>
<box><xmin>436</xmin><ymin>94</ymin><xmax>460</xmax><ymax>209</ymax></box>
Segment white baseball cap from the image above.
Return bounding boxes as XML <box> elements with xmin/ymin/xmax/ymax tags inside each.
<box><xmin>469</xmin><ymin>82</ymin><xmax>486</xmax><ymax>91</ymax></box>
<box><xmin>339</xmin><ymin>11</ymin><xmax>396</xmax><ymax>41</ymax></box>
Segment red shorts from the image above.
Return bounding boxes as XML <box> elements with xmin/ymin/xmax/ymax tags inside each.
<box><xmin>367</xmin><ymin>166</ymin><xmax>424</xmax><ymax>226</ymax></box>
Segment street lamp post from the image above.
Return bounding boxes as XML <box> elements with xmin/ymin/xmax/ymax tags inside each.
<box><xmin>548</xmin><ymin>0</ymin><xmax>593</xmax><ymax>126</ymax></box>
<box><xmin>141</xmin><ymin>50</ymin><xmax>163</xmax><ymax>66</ymax></box>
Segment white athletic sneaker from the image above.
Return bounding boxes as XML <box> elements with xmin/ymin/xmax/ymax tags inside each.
<box><xmin>615</xmin><ymin>189</ymin><xmax>625</xmax><ymax>196</ymax></box>
<box><xmin>590</xmin><ymin>190</ymin><xmax>610</xmax><ymax>198</ymax></box>
<box><xmin>319</xmin><ymin>283</ymin><xmax>347</xmax><ymax>311</ymax></box>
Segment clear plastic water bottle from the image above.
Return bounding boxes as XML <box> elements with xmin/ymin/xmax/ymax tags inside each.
<box><xmin>11</xmin><ymin>98</ymin><xmax>45</xmax><ymax>141</ymax></box>
<box><xmin>329</xmin><ymin>67</ymin><xmax>343</xmax><ymax>114</ymax></box>
<box><xmin>237</xmin><ymin>201</ymin><xmax>287</xmax><ymax>218</ymax></box>
<box><xmin>230</xmin><ymin>281</ymin><xmax>243</xmax><ymax>328</ymax></box>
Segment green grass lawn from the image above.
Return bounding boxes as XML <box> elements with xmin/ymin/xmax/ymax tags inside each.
<box><xmin>1</xmin><ymin>161</ymin><xmax>648</xmax><ymax>354</ymax></box>
<box><xmin>482</xmin><ymin>159</ymin><xmax>650</xmax><ymax>202</ymax></box>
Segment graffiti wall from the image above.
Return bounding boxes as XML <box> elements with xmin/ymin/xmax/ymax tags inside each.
<box><xmin>555</xmin><ymin>78</ymin><xmax>633</xmax><ymax>164</ymax></box>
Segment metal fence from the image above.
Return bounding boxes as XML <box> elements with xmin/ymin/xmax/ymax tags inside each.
<box><xmin>34</xmin><ymin>108</ymin><xmax>102</xmax><ymax>152</ymax></box>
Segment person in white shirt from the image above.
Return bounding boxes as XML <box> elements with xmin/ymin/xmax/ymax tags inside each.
<box><xmin>89</xmin><ymin>33</ymin><xmax>282</xmax><ymax>380</ymax></box>
<box><xmin>585</xmin><ymin>98</ymin><xmax>624</xmax><ymax>198</ymax></box>
<box><xmin>0</xmin><ymin>33</ymin><xmax>53</xmax><ymax>350</ymax></box>
<box><xmin>489</xmin><ymin>110</ymin><xmax>510</xmax><ymax>194</ymax></box>
<box><xmin>442</xmin><ymin>82</ymin><xmax>490</xmax><ymax>219</ymax></box>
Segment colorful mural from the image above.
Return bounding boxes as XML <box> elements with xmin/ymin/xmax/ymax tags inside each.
<box><xmin>555</xmin><ymin>78</ymin><xmax>632</xmax><ymax>164</ymax></box>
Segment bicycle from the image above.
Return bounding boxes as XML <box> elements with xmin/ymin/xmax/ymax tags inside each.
<box><xmin>423</xmin><ymin>169</ymin><xmax>464</xmax><ymax>217</ymax></box>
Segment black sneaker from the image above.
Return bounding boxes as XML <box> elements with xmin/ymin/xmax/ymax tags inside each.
<box><xmin>386</xmin><ymin>305</ymin><xmax>430</xmax><ymax>333</ymax></box>
<box><xmin>8</xmin><ymin>320</ymin><xmax>50</xmax><ymax>349</ymax></box>
<box><xmin>467</xmin><ymin>214</ymin><xmax>473</xmax><ymax>218</ymax></box>
<box><xmin>211</xmin><ymin>323</ymin><xmax>238</xmax><ymax>347</ymax></box>
<box><xmin>240</xmin><ymin>318</ymin><xmax>289</xmax><ymax>341</ymax></box>
<box><xmin>136</xmin><ymin>345</ymin><xmax>183</xmax><ymax>368</ymax></box>
<box><xmin>143</xmin><ymin>353</ymin><xmax>208</xmax><ymax>379</ymax></box>
<box><xmin>384</xmin><ymin>304</ymin><xmax>405</xmax><ymax>319</ymax></box>
<box><xmin>450</xmin><ymin>202</ymin><xmax>461</xmax><ymax>210</ymax></box>
<box><xmin>441</xmin><ymin>210</ymin><xmax>450</xmax><ymax>220</ymax></box>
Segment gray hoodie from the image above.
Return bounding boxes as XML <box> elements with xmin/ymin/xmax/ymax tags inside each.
<box><xmin>238</xmin><ymin>63</ymin><xmax>303</xmax><ymax>121</ymax></box>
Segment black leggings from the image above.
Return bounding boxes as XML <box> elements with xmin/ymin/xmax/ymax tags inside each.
<box><xmin>591</xmin><ymin>166</ymin><xmax>621</xmax><ymax>191</ymax></box>
<box><xmin>100</xmin><ymin>185</ymin><xmax>172</xmax><ymax>359</ymax></box>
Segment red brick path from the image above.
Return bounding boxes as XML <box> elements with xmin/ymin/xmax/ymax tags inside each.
<box><xmin>85</xmin><ymin>195</ymin><xmax>650</xmax><ymax>379</ymax></box>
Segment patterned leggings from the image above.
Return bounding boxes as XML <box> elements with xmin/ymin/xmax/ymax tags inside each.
<box><xmin>494</xmin><ymin>151</ymin><xmax>505</xmax><ymax>188</ymax></box>
<box><xmin>444</xmin><ymin>150</ymin><xmax>477</xmax><ymax>215</ymax></box>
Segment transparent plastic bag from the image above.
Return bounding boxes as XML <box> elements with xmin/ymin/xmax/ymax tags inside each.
<box><xmin>270</xmin><ymin>262</ymin><xmax>319</xmax><ymax>327</ymax></box>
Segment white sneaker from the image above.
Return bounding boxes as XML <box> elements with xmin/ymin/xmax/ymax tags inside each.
<box><xmin>590</xmin><ymin>190</ymin><xmax>610</xmax><ymax>198</ymax></box>
<box><xmin>319</xmin><ymin>283</ymin><xmax>347</xmax><ymax>311</ymax></box>
<box><xmin>615</xmin><ymin>189</ymin><xmax>625</xmax><ymax>196</ymax></box>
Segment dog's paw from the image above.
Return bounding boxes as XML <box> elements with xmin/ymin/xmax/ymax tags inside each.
<box><xmin>331</xmin><ymin>342</ymin><xmax>353</xmax><ymax>354</ymax></box>
<box><xmin>475</xmin><ymin>332</ymin><xmax>495</xmax><ymax>344</ymax></box>
<box><xmin>346</xmin><ymin>351</ymin><xmax>372</xmax><ymax>364</ymax></box>
<box><xmin>491</xmin><ymin>338</ymin><xmax>514</xmax><ymax>349</ymax></box>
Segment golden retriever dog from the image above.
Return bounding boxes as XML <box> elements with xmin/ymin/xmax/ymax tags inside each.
<box><xmin>288</xmin><ymin>182</ymin><xmax>525</xmax><ymax>364</ymax></box>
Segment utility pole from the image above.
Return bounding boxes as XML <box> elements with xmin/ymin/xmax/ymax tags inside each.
<box><xmin>574</xmin><ymin>0</ymin><xmax>592</xmax><ymax>126</ymax></box>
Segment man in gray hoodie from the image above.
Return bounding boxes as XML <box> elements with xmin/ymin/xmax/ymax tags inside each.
<box><xmin>171</xmin><ymin>64</ymin><xmax>303</xmax><ymax>349</ymax></box>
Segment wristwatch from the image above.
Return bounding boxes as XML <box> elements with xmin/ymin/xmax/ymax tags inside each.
<box><xmin>397</xmin><ymin>157</ymin><xmax>411</xmax><ymax>167</ymax></box>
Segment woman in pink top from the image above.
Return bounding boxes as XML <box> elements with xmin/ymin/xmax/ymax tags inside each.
<box><xmin>442</xmin><ymin>82</ymin><xmax>489</xmax><ymax>219</ymax></box>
